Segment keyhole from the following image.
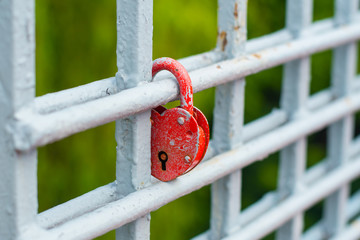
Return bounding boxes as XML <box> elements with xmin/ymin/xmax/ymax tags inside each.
<box><xmin>158</xmin><ymin>151</ymin><xmax>168</xmax><ymax>171</ymax></box>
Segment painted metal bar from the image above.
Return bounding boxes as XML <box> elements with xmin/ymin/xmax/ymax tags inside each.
<box><xmin>35</xmin><ymin>109</ymin><xmax>286</xmax><ymax>230</ymax></box>
<box><xmin>30</xmin><ymin>28</ymin><xmax>285</xmax><ymax>115</ymax></box>
<box><xmin>34</xmin><ymin>107</ymin><xmax>288</xmax><ymax>230</ymax></box>
<box><xmin>307</xmin><ymin>78</ymin><xmax>360</xmax><ymax>111</ymax></box>
<box><xmin>303</xmin><ymin>160</ymin><xmax>326</xmax><ymax>186</ymax></box>
<box><xmin>37</xmin><ymin>132</ymin><xmax>360</xmax><ymax>232</ymax></box>
<box><xmin>302</xmin><ymin>225</ymin><xmax>325</xmax><ymax>240</ymax></box>
<box><xmin>330</xmin><ymin>217</ymin><xmax>360</xmax><ymax>240</ymax></box>
<box><xmin>37</xmin><ymin>182</ymin><xmax>117</xmax><ymax>229</ymax></box>
<box><xmin>302</xmin><ymin>189</ymin><xmax>360</xmax><ymax>240</ymax></box>
<box><xmin>32</xmin><ymin>51</ymin><xmax>221</xmax><ymax>114</ymax></box>
<box><xmin>323</xmin><ymin>0</ymin><xmax>358</xmax><ymax>237</ymax></box>
<box><xmin>31</xmin><ymin>71</ymin><xmax>360</xmax><ymax>127</ymax></box>
<box><xmin>25</xmin><ymin>149</ymin><xmax>360</xmax><ymax>240</ymax></box>
<box><xmin>28</xmin><ymin>15</ymin><xmax>343</xmax><ymax>115</ymax></box>
<box><xmin>242</xmin><ymin>109</ymin><xmax>287</xmax><ymax>142</ymax></box>
<box><xmin>210</xmin><ymin>1</ymin><xmax>246</xmax><ymax>239</ymax></box>
<box><xmin>12</xmin><ymin>19</ymin><xmax>360</xmax><ymax>151</ymax></box>
<box><xmin>307</xmin><ymin>89</ymin><xmax>333</xmax><ymax>111</ymax></box>
<box><xmin>234</xmin><ymin>162</ymin><xmax>324</xmax><ymax>234</ymax></box>
<box><xmin>12</xmin><ymin>20</ymin><xmax>360</xmax><ymax>151</ymax></box>
<box><xmin>193</xmin><ymin>193</ymin><xmax>278</xmax><ymax>240</ymax></box>
<box><xmin>34</xmin><ymin>77</ymin><xmax>117</xmax><ymax>114</ymax></box>
<box><xmin>349</xmin><ymin>133</ymin><xmax>360</xmax><ymax>157</ymax></box>
<box><xmin>195</xmin><ymin>164</ymin><xmax>360</xmax><ymax>240</ymax></box>
<box><xmin>114</xmin><ymin>0</ymin><xmax>153</xmax><ymax>239</ymax></box>
<box><xmin>21</xmin><ymin>89</ymin><xmax>360</xmax><ymax>240</ymax></box>
<box><xmin>346</xmin><ymin>190</ymin><xmax>360</xmax><ymax>226</ymax></box>
<box><xmin>0</xmin><ymin>0</ymin><xmax>38</xmax><ymax>239</ymax></box>
<box><xmin>17</xmin><ymin>74</ymin><xmax>357</xmax><ymax>156</ymax></box>
<box><xmin>223</xmin><ymin>158</ymin><xmax>360</xmax><ymax>240</ymax></box>
<box><xmin>14</xmin><ymin>18</ymin><xmax>360</xmax><ymax>151</ymax></box>
<box><xmin>346</xmin><ymin>190</ymin><xmax>360</xmax><ymax>220</ymax></box>
<box><xmin>27</xmin><ymin>13</ymin><xmax>357</xmax><ymax>117</ymax></box>
<box><xmin>276</xmin><ymin>1</ymin><xmax>312</xmax><ymax>239</ymax></box>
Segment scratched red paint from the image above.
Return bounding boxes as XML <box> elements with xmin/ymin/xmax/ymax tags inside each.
<box><xmin>152</xmin><ymin>57</ymin><xmax>193</xmax><ymax>115</ymax></box>
<box><xmin>151</xmin><ymin>58</ymin><xmax>210</xmax><ymax>182</ymax></box>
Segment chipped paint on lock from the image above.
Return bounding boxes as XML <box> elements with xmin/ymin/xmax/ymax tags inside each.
<box><xmin>151</xmin><ymin>58</ymin><xmax>210</xmax><ymax>181</ymax></box>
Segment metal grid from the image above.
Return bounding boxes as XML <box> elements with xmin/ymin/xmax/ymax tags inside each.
<box><xmin>1</xmin><ymin>0</ymin><xmax>360</xmax><ymax>239</ymax></box>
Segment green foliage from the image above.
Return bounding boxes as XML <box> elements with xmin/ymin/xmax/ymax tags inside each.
<box><xmin>35</xmin><ymin>0</ymin><xmax>351</xmax><ymax>239</ymax></box>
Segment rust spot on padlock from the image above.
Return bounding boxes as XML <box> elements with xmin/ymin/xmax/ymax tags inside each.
<box><xmin>151</xmin><ymin>57</ymin><xmax>210</xmax><ymax>182</ymax></box>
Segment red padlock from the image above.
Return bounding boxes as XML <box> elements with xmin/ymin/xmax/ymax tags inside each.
<box><xmin>151</xmin><ymin>57</ymin><xmax>210</xmax><ymax>182</ymax></box>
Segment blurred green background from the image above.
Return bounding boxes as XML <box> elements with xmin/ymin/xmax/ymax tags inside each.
<box><xmin>35</xmin><ymin>0</ymin><xmax>359</xmax><ymax>239</ymax></box>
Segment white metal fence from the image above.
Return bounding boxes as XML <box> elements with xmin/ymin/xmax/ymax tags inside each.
<box><xmin>1</xmin><ymin>0</ymin><xmax>360</xmax><ymax>239</ymax></box>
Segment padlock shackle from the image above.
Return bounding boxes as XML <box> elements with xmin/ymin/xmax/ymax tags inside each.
<box><xmin>152</xmin><ymin>57</ymin><xmax>193</xmax><ymax>116</ymax></box>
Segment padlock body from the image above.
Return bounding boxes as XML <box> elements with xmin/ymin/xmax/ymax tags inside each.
<box><xmin>184</xmin><ymin>107</ymin><xmax>210</xmax><ymax>173</ymax></box>
<box><xmin>150</xmin><ymin>57</ymin><xmax>210</xmax><ymax>181</ymax></box>
<box><xmin>151</xmin><ymin>106</ymin><xmax>202</xmax><ymax>181</ymax></box>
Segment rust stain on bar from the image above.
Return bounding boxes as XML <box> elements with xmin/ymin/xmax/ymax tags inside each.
<box><xmin>234</xmin><ymin>2</ymin><xmax>238</xmax><ymax>19</ymax></box>
<box><xmin>253</xmin><ymin>53</ymin><xmax>262</xmax><ymax>59</ymax></box>
<box><xmin>219</xmin><ymin>31</ymin><xmax>228</xmax><ymax>51</ymax></box>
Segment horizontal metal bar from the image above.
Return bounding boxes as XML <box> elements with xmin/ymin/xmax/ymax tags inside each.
<box><xmin>349</xmin><ymin>132</ymin><xmax>360</xmax><ymax>157</ymax></box>
<box><xmin>37</xmin><ymin>182</ymin><xmax>117</xmax><ymax>229</ymax></box>
<box><xmin>174</xmin><ymin>50</ymin><xmax>224</xmax><ymax>72</ymax></box>
<box><xmin>240</xmin><ymin>193</ymin><xmax>278</xmax><ymax>227</ymax></box>
<box><xmin>307</xmin><ymin>89</ymin><xmax>334</xmax><ymax>111</ymax></box>
<box><xmin>195</xmin><ymin>187</ymin><xmax>360</xmax><ymax>240</ymax></box>
<box><xmin>330</xmin><ymin>190</ymin><xmax>360</xmax><ymax>240</ymax></box>
<box><xmin>37</xmin><ymin>95</ymin><xmax>360</xmax><ymax>232</ymax></box>
<box><xmin>303</xmin><ymin>161</ymin><xmax>326</xmax><ymax>186</ymax></box>
<box><xmin>208</xmin><ymin>96</ymin><xmax>337</xmax><ymax>160</ymax></box>
<box><xmin>193</xmin><ymin>194</ymin><xmax>278</xmax><ymax>240</ymax></box>
<box><xmin>245</xmin><ymin>134</ymin><xmax>360</xmax><ymax>222</ymax></box>
<box><xmin>31</xmin><ymin>29</ymin><xmax>288</xmax><ymax>115</ymax></box>
<box><xmin>194</xmin><ymin>135</ymin><xmax>360</xmax><ymax>240</ymax></box>
<box><xmin>307</xmin><ymin>76</ymin><xmax>360</xmax><ymax>112</ymax></box>
<box><xmin>35</xmin><ymin>109</ymin><xmax>288</xmax><ymax>229</ymax></box>
<box><xmin>302</xmin><ymin>189</ymin><xmax>360</xmax><ymax>240</ymax></box>
<box><xmin>242</xmin><ymin>109</ymin><xmax>287</xmax><ymax>142</ymax></box>
<box><xmin>13</xmin><ymin>18</ymin><xmax>360</xmax><ymax>151</ymax></box>
<box><xmin>34</xmin><ymin>147</ymin><xmax>325</xmax><ymax>235</ymax></box>
<box><xmin>224</xmin><ymin>157</ymin><xmax>360</xmax><ymax>240</ymax></box>
<box><xmin>302</xmin><ymin>225</ymin><xmax>325</xmax><ymax>240</ymax></box>
<box><xmin>301</xmin><ymin>133</ymin><xmax>360</xmax><ymax>187</ymax></box>
<box><xmin>238</xmin><ymin>136</ymin><xmax>360</xmax><ymax>233</ymax></box>
<box><xmin>34</xmin><ymin>77</ymin><xmax>117</xmax><ymax>114</ymax></box>
<box><xmin>206</xmin><ymin>78</ymin><xmax>360</xmax><ymax>162</ymax></box>
<box><xmin>346</xmin><ymin>190</ymin><xmax>360</xmax><ymax>225</ymax></box>
<box><xmin>33</xmin><ymin>51</ymin><xmax>223</xmax><ymax>114</ymax></box>
<box><xmin>30</xmin><ymin>16</ymin><xmax>338</xmax><ymax>116</ymax></box>
<box><xmin>240</xmin><ymin>136</ymin><xmax>360</xmax><ymax>239</ymax></box>
<box><xmin>330</xmin><ymin>216</ymin><xmax>360</xmax><ymax>240</ymax></box>
<box><xmin>20</xmin><ymin>88</ymin><xmax>360</xmax><ymax>239</ymax></box>
<box><xmin>30</xmin><ymin>14</ymin><xmax>338</xmax><ymax>115</ymax></box>
<box><xmin>31</xmin><ymin>28</ymin><xmax>295</xmax><ymax>115</ymax></box>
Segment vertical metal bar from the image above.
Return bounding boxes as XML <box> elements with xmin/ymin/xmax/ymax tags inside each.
<box><xmin>323</xmin><ymin>0</ymin><xmax>358</xmax><ymax>237</ymax></box>
<box><xmin>0</xmin><ymin>0</ymin><xmax>38</xmax><ymax>239</ymax></box>
<box><xmin>210</xmin><ymin>1</ymin><xmax>247</xmax><ymax>239</ymax></box>
<box><xmin>276</xmin><ymin>1</ymin><xmax>312</xmax><ymax>240</ymax></box>
<box><xmin>115</xmin><ymin>0</ymin><xmax>153</xmax><ymax>239</ymax></box>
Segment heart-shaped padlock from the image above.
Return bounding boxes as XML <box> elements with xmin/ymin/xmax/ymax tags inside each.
<box><xmin>151</xmin><ymin>57</ymin><xmax>210</xmax><ymax>182</ymax></box>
